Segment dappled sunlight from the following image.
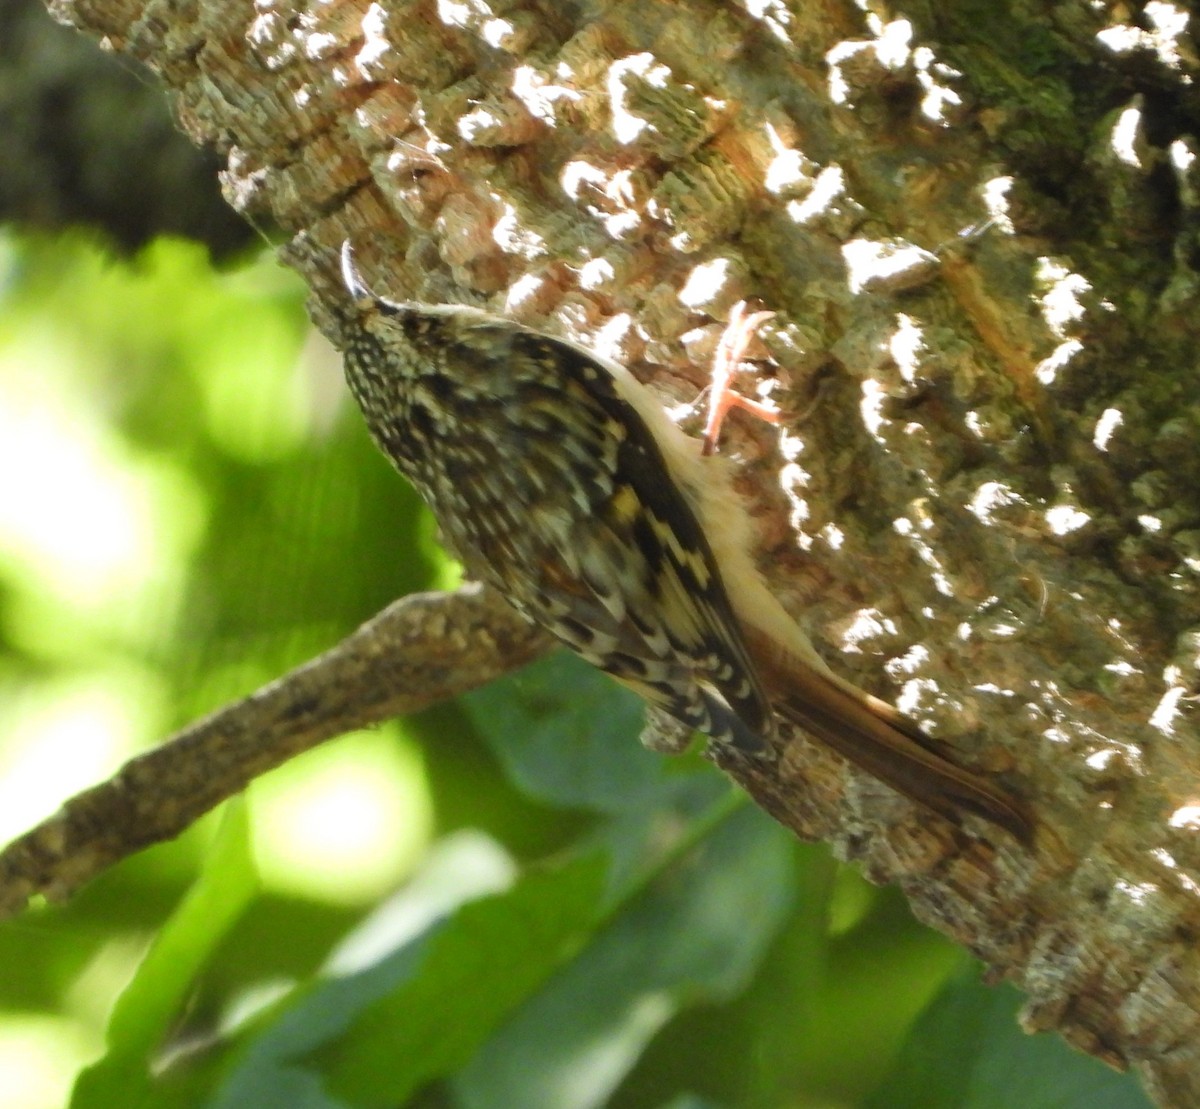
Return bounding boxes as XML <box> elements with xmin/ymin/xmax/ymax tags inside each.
<box><xmin>1149</xmin><ymin>685</ymin><xmax>1187</xmax><ymax>736</ymax></box>
<box><xmin>1168</xmin><ymin>805</ymin><xmax>1200</xmax><ymax>830</ymax></box>
<box><xmin>607</xmin><ymin>53</ymin><xmax>668</xmax><ymax>145</ymax></box>
<box><xmin>838</xmin><ymin>607</ymin><xmax>899</xmax><ymax>654</ymax></box>
<box><xmin>0</xmin><ymin>1014</ymin><xmax>98</xmax><ymax>1109</ymax></box>
<box><xmin>1114</xmin><ymin>878</ymin><xmax>1160</xmax><ymax>907</ymax></box>
<box><xmin>892</xmin><ymin>513</ymin><xmax>955</xmax><ymax>598</ymax></box>
<box><xmin>1085</xmin><ymin>747</ymin><xmax>1123</xmax><ymax>771</ymax></box>
<box><xmin>860</xmin><ymin>376</ymin><xmax>888</xmax><ymax>440</ymax></box>
<box><xmin>1149</xmin><ymin>849</ymin><xmax>1200</xmax><ymax>898</ymax></box>
<box><xmin>1034</xmin><ymin>338</ymin><xmax>1084</xmax><ymax>386</ymax></box>
<box><xmin>1036</xmin><ymin>258</ymin><xmax>1091</xmax><ymax>335</ymax></box>
<box><xmin>249</xmin><ymin>728</ymin><xmax>433</xmax><ymax>904</ymax></box>
<box><xmin>981</xmin><ymin>175</ymin><xmax>1015</xmax><ymax>234</ymax></box>
<box><xmin>1097</xmin><ymin>3</ymin><xmax>1190</xmax><ymax>76</ymax></box>
<box><xmin>883</xmin><ymin>645</ymin><xmax>945</xmax><ymax>720</ymax></box>
<box><xmin>678</xmin><ymin>257</ymin><xmax>734</xmax><ymax>309</ymax></box>
<box><xmin>888</xmin><ymin>313</ymin><xmax>924</xmax><ymax>381</ymax></box>
<box><xmin>894</xmin><ymin>678</ymin><xmax>944</xmax><ymax>722</ymax></box>
<box><xmin>1032</xmin><ymin>257</ymin><xmax>1106</xmax><ymax>386</ymax></box>
<box><xmin>492</xmin><ymin>197</ymin><xmax>547</xmax><ymax>261</ymax></box>
<box><xmin>324</xmin><ymin>830</ymin><xmax>516</xmax><ymax>977</ymax></box>
<box><xmin>0</xmin><ymin>334</ymin><xmax>200</xmax><ymax>630</ymax></box>
<box><xmin>0</xmin><ymin>234</ymin><xmax>451</xmax><ymax>1103</ymax></box>
<box><xmin>1110</xmin><ymin>105</ymin><xmax>1146</xmax><ymax>168</ymax></box>
<box><xmin>1029</xmin><ymin>677</ymin><xmax>1146</xmax><ymax>772</ymax></box>
<box><xmin>0</xmin><ymin>670</ymin><xmax>164</xmax><ymax>844</ymax></box>
<box><xmin>1045</xmin><ymin>503</ymin><xmax>1091</xmax><ymax>536</ymax></box>
<box><xmin>1093</xmin><ymin>407</ymin><xmax>1124</xmax><ymax>451</ymax></box>
<box><xmin>0</xmin><ymin>237</ymin><xmax>317</xmax><ymax>851</ymax></box>
<box><xmin>786</xmin><ymin>164</ymin><xmax>846</xmax><ymax>227</ymax></box>
<box><xmin>820</xmin><ymin>521</ymin><xmax>846</xmax><ymax>551</ymax></box>
<box><xmin>842</xmin><ymin>240</ymin><xmax>938</xmax><ymax>295</ymax></box>
<box><xmin>967</xmin><ymin>481</ymin><xmax>1025</xmax><ymax>525</ymax></box>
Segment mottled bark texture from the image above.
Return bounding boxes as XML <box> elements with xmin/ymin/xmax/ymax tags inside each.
<box><xmin>28</xmin><ymin>0</ymin><xmax>1200</xmax><ymax>1103</ymax></box>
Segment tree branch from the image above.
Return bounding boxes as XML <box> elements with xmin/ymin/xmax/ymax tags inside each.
<box><xmin>0</xmin><ymin>584</ymin><xmax>547</xmax><ymax>917</ymax></box>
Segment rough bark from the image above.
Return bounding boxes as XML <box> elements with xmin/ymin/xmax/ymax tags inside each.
<box><xmin>29</xmin><ymin>0</ymin><xmax>1200</xmax><ymax>1103</ymax></box>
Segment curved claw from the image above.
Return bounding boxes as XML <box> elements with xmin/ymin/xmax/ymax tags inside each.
<box><xmin>702</xmin><ymin>301</ymin><xmax>780</xmax><ymax>456</ymax></box>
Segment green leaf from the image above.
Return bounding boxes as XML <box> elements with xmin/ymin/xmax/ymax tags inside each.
<box><xmin>461</xmin><ymin>651</ymin><xmax>672</xmax><ymax>813</ymax></box>
<box><xmin>463</xmin><ymin>650</ymin><xmax>740</xmax><ymax>888</ymax></box>
<box><xmin>656</xmin><ymin>1098</ymin><xmax>727</xmax><ymax>1109</ymax></box>
<box><xmin>869</xmin><ymin>970</ymin><xmax>1153</xmax><ymax>1109</ymax></box>
<box><xmin>450</xmin><ymin>806</ymin><xmax>796</xmax><ymax>1109</ymax></box>
<box><xmin>209</xmin><ymin>848</ymin><xmax>610</xmax><ymax>1107</ymax></box>
<box><xmin>70</xmin><ymin>800</ymin><xmax>258</xmax><ymax>1109</ymax></box>
<box><xmin>320</xmin><ymin>849</ymin><xmax>610</xmax><ymax>1103</ymax></box>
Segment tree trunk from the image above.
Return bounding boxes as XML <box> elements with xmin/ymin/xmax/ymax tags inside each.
<box><xmin>38</xmin><ymin>0</ymin><xmax>1200</xmax><ymax>1102</ymax></box>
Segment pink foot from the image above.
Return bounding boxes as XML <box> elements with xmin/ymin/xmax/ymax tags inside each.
<box><xmin>701</xmin><ymin>301</ymin><xmax>780</xmax><ymax>456</ymax></box>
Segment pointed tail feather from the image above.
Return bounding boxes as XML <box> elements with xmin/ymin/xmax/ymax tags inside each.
<box><xmin>776</xmin><ymin>681</ymin><xmax>1034</xmax><ymax>844</ymax></box>
<box><xmin>742</xmin><ymin>629</ymin><xmax>1034</xmax><ymax>843</ymax></box>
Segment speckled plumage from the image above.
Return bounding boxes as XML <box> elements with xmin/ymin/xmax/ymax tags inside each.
<box><xmin>333</xmin><ymin>243</ymin><xmax>1034</xmax><ymax>844</ymax></box>
<box><xmin>337</xmin><ymin>250</ymin><xmax>773</xmax><ymax>755</ymax></box>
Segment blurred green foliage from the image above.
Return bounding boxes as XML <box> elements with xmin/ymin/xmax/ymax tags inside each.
<box><xmin>0</xmin><ymin>234</ymin><xmax>1151</xmax><ymax>1108</ymax></box>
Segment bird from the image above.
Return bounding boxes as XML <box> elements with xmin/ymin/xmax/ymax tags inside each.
<box><xmin>330</xmin><ymin>241</ymin><xmax>1034</xmax><ymax>845</ymax></box>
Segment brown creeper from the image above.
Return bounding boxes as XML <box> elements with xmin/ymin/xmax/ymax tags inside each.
<box><xmin>333</xmin><ymin>243</ymin><xmax>1033</xmax><ymax>844</ymax></box>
